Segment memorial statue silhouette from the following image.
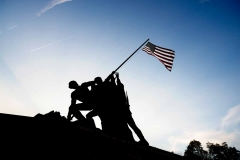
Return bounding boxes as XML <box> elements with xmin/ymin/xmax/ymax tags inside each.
<box><xmin>67</xmin><ymin>71</ymin><xmax>149</xmax><ymax>146</ymax></box>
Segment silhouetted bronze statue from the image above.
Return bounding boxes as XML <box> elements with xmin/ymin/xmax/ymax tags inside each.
<box><xmin>67</xmin><ymin>71</ymin><xmax>149</xmax><ymax>145</ymax></box>
<box><xmin>67</xmin><ymin>80</ymin><xmax>96</xmax><ymax>127</ymax></box>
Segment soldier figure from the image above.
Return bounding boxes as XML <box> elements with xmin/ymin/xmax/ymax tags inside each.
<box><xmin>67</xmin><ymin>80</ymin><xmax>95</xmax><ymax>127</ymax></box>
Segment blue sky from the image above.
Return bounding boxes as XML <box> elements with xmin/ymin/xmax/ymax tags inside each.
<box><xmin>0</xmin><ymin>0</ymin><xmax>240</xmax><ymax>155</ymax></box>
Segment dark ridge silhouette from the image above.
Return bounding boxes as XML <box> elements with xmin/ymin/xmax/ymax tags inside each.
<box><xmin>0</xmin><ymin>112</ymin><xmax>184</xmax><ymax>160</ymax></box>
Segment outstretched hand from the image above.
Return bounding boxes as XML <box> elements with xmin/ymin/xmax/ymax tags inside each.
<box><xmin>115</xmin><ymin>72</ymin><xmax>119</xmax><ymax>78</ymax></box>
<box><xmin>111</xmin><ymin>71</ymin><xmax>116</xmax><ymax>75</ymax></box>
<box><xmin>111</xmin><ymin>71</ymin><xmax>119</xmax><ymax>77</ymax></box>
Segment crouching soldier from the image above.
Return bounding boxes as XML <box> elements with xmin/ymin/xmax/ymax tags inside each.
<box><xmin>67</xmin><ymin>80</ymin><xmax>96</xmax><ymax>128</ymax></box>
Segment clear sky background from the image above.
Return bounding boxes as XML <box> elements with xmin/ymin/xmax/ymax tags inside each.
<box><xmin>0</xmin><ymin>0</ymin><xmax>240</xmax><ymax>155</ymax></box>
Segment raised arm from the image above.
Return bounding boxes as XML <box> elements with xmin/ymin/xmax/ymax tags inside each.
<box><xmin>104</xmin><ymin>71</ymin><xmax>116</xmax><ymax>84</ymax></box>
<box><xmin>81</xmin><ymin>81</ymin><xmax>95</xmax><ymax>88</ymax></box>
<box><xmin>115</xmin><ymin>72</ymin><xmax>123</xmax><ymax>87</ymax></box>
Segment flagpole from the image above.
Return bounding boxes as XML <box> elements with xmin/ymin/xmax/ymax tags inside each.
<box><xmin>114</xmin><ymin>38</ymin><xmax>149</xmax><ymax>72</ymax></box>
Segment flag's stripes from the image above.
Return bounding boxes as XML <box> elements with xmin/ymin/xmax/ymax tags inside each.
<box><xmin>156</xmin><ymin>46</ymin><xmax>174</xmax><ymax>53</ymax></box>
<box><xmin>142</xmin><ymin>42</ymin><xmax>175</xmax><ymax>71</ymax></box>
<box><xmin>142</xmin><ymin>48</ymin><xmax>153</xmax><ymax>55</ymax></box>
<box><xmin>154</xmin><ymin>55</ymin><xmax>173</xmax><ymax>64</ymax></box>
<box><xmin>154</xmin><ymin>52</ymin><xmax>174</xmax><ymax>61</ymax></box>
<box><xmin>155</xmin><ymin>49</ymin><xmax>175</xmax><ymax>58</ymax></box>
<box><xmin>158</xmin><ymin>61</ymin><xmax>172</xmax><ymax>67</ymax></box>
<box><xmin>166</xmin><ymin>67</ymin><xmax>172</xmax><ymax>70</ymax></box>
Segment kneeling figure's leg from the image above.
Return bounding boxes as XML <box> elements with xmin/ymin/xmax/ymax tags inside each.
<box><xmin>69</xmin><ymin>105</ymin><xmax>86</xmax><ymax>122</ymax></box>
<box><xmin>86</xmin><ymin>110</ymin><xmax>98</xmax><ymax>128</ymax></box>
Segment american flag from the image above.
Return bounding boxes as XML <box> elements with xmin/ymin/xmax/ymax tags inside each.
<box><xmin>142</xmin><ymin>42</ymin><xmax>175</xmax><ymax>71</ymax></box>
